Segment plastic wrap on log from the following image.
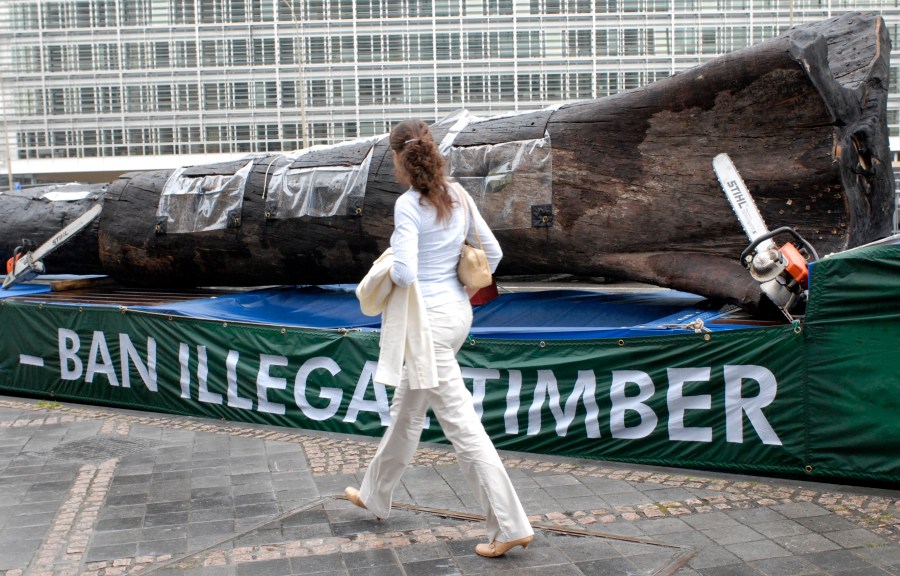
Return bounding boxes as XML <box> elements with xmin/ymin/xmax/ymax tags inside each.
<box><xmin>90</xmin><ymin>13</ymin><xmax>892</xmax><ymax>309</ymax></box>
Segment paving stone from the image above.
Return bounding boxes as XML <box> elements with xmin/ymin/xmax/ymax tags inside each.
<box><xmin>577</xmin><ymin>476</ymin><xmax>642</xmax><ymax>494</ymax></box>
<box><xmin>683</xmin><ymin>512</ymin><xmax>745</xmax><ymax>531</ymax></box>
<box><xmin>0</xmin><ymin>545</ymin><xmax>40</xmax><ymax>571</ymax></box>
<box><xmin>778</xmin><ymin>532</ymin><xmax>843</xmax><ymax>554</ymax></box>
<box><xmin>701</xmin><ymin>526</ymin><xmax>767</xmax><ymax>546</ymax></box>
<box><xmin>137</xmin><ymin>536</ymin><xmax>188</xmax><ymax>556</ymax></box>
<box><xmin>348</xmin><ymin>565</ymin><xmax>402</xmax><ymax>576</ymax></box>
<box><xmin>235</xmin><ymin>557</ymin><xmax>292</xmax><ymax>576</ymax></box>
<box><xmin>770</xmin><ymin>502</ymin><xmax>831</xmax><ymax>519</ymax></box>
<box><xmin>803</xmin><ymin>550</ymin><xmax>874</xmax><ymax>572</ymax></box>
<box><xmin>97</xmin><ymin>515</ymin><xmax>144</xmax><ymax>531</ymax></box>
<box><xmin>825</xmin><ymin>529</ymin><xmax>889</xmax><ymax>549</ymax></box>
<box><xmin>553</xmin><ymin>495</ymin><xmax>610</xmax><ymax>511</ymax></box>
<box><xmin>600</xmin><ymin>490</ymin><xmax>656</xmax><ymax>507</ymax></box>
<box><xmin>555</xmin><ymin>538</ymin><xmax>623</xmax><ymax>562</ymax></box>
<box><xmin>751</xmin><ymin>519</ymin><xmax>813</xmax><ymax>539</ymax></box>
<box><xmin>726</xmin><ymin>508</ymin><xmax>789</xmax><ymax>525</ymax></box>
<box><xmin>576</xmin><ymin>556</ymin><xmax>645</xmax><ymax>575</ymax></box>
<box><xmin>830</xmin><ymin>567</ymin><xmax>897</xmax><ymax>576</ymax></box>
<box><xmin>84</xmin><ymin>542</ymin><xmax>140</xmax><ymax>562</ymax></box>
<box><xmin>698</xmin><ymin>564</ymin><xmax>763</xmax><ymax>576</ymax></box>
<box><xmin>636</xmin><ymin>517</ymin><xmax>695</xmax><ymax>535</ymax></box>
<box><xmin>342</xmin><ymin>548</ymin><xmax>398</xmax><ymax>568</ymax></box>
<box><xmin>2</xmin><ymin>397</ymin><xmax>899</xmax><ymax>576</ymax></box>
<box><xmin>402</xmin><ymin>558</ymin><xmax>463</xmax><ymax>576</ymax></box>
<box><xmin>725</xmin><ymin>540</ymin><xmax>793</xmax><ymax>562</ymax></box>
<box><xmin>852</xmin><ymin>544</ymin><xmax>900</xmax><ymax>567</ymax></box>
<box><xmin>797</xmin><ymin>514</ymin><xmax>864</xmax><ymax>533</ymax></box>
<box><xmin>394</xmin><ymin>541</ymin><xmax>453</xmax><ymax>563</ymax></box>
<box><xmin>748</xmin><ymin>555</ymin><xmax>824</xmax><ymax>576</ymax></box>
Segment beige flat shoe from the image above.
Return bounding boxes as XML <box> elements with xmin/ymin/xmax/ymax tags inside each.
<box><xmin>344</xmin><ymin>487</ymin><xmax>380</xmax><ymax>520</ymax></box>
<box><xmin>475</xmin><ymin>534</ymin><xmax>534</xmax><ymax>557</ymax></box>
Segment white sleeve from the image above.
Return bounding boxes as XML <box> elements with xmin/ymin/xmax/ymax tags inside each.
<box><xmin>389</xmin><ymin>195</ymin><xmax>420</xmax><ymax>287</ymax></box>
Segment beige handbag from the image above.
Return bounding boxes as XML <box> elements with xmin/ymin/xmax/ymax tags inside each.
<box><xmin>456</xmin><ymin>185</ymin><xmax>493</xmax><ymax>290</ymax></box>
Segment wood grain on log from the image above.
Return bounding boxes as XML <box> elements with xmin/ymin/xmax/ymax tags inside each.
<box><xmin>5</xmin><ymin>14</ymin><xmax>893</xmax><ymax>312</ymax></box>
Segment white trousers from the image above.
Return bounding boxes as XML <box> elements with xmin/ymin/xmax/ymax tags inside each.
<box><xmin>359</xmin><ymin>299</ymin><xmax>534</xmax><ymax>542</ymax></box>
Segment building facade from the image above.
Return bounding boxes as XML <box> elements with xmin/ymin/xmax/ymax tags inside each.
<box><xmin>0</xmin><ymin>0</ymin><xmax>899</xmax><ymax>198</ymax></box>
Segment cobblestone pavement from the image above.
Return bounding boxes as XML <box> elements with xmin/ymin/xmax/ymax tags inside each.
<box><xmin>0</xmin><ymin>396</ymin><xmax>897</xmax><ymax>576</ymax></box>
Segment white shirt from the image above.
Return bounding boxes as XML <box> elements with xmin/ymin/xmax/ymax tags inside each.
<box><xmin>390</xmin><ymin>182</ymin><xmax>503</xmax><ymax>309</ymax></box>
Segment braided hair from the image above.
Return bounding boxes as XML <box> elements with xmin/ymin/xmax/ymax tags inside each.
<box><xmin>389</xmin><ymin>119</ymin><xmax>454</xmax><ymax>223</ymax></box>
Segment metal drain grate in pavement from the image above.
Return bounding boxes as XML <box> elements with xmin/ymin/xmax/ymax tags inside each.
<box><xmin>25</xmin><ymin>435</ymin><xmax>163</xmax><ymax>463</ymax></box>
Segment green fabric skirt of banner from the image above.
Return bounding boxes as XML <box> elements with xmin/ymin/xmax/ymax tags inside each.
<box><xmin>0</xmin><ymin>243</ymin><xmax>898</xmax><ymax>486</ymax></box>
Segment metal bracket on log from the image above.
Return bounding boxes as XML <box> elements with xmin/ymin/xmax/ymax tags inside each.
<box><xmin>346</xmin><ymin>197</ymin><xmax>364</xmax><ymax>217</ymax></box>
<box><xmin>265</xmin><ymin>200</ymin><xmax>277</xmax><ymax>220</ymax></box>
<box><xmin>532</xmin><ymin>204</ymin><xmax>553</xmax><ymax>228</ymax></box>
<box><xmin>155</xmin><ymin>216</ymin><xmax>167</xmax><ymax>235</ymax></box>
<box><xmin>227</xmin><ymin>210</ymin><xmax>241</xmax><ymax>229</ymax></box>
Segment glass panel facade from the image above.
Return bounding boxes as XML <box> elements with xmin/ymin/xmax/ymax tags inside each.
<box><xmin>0</xmin><ymin>0</ymin><xmax>898</xmax><ymax>194</ymax></box>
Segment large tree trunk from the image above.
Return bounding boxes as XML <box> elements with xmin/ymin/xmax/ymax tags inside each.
<box><xmin>0</xmin><ymin>185</ymin><xmax>107</xmax><ymax>276</ymax></box>
<box><xmin>7</xmin><ymin>13</ymin><xmax>894</xmax><ymax>311</ymax></box>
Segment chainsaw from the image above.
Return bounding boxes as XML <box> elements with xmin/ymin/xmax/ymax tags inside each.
<box><xmin>712</xmin><ymin>153</ymin><xmax>818</xmax><ymax>320</ymax></box>
<box><xmin>3</xmin><ymin>203</ymin><xmax>103</xmax><ymax>290</ymax></box>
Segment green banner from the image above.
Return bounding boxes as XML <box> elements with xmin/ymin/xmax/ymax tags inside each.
<box><xmin>804</xmin><ymin>244</ymin><xmax>900</xmax><ymax>484</ymax></box>
<box><xmin>0</xmin><ymin>299</ymin><xmax>812</xmax><ymax>479</ymax></box>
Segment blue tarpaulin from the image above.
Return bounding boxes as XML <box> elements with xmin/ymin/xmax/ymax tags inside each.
<box><xmin>134</xmin><ymin>285</ymin><xmax>751</xmax><ymax>339</ymax></box>
<box><xmin>0</xmin><ymin>283</ymin><xmax>50</xmax><ymax>299</ymax></box>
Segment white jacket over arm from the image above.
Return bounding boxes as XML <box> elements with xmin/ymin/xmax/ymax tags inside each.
<box><xmin>355</xmin><ymin>249</ymin><xmax>438</xmax><ymax>390</ymax></box>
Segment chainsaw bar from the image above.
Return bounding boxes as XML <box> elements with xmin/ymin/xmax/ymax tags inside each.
<box><xmin>712</xmin><ymin>153</ymin><xmax>775</xmax><ymax>252</ymax></box>
<box><xmin>2</xmin><ymin>203</ymin><xmax>102</xmax><ymax>289</ymax></box>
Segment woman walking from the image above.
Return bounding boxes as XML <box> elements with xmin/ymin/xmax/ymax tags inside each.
<box><xmin>345</xmin><ymin>119</ymin><xmax>534</xmax><ymax>558</ymax></box>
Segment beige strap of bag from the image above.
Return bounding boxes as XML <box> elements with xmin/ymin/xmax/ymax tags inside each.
<box><xmin>456</xmin><ymin>184</ymin><xmax>493</xmax><ymax>290</ymax></box>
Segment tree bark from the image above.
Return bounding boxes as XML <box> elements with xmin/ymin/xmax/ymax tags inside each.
<box><xmin>6</xmin><ymin>14</ymin><xmax>894</xmax><ymax>311</ymax></box>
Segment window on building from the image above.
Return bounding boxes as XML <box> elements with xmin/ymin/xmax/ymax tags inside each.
<box><xmin>282</xmin><ymin>81</ymin><xmax>297</xmax><ymax>107</ymax></box>
<box><xmin>437</xmin><ymin>76</ymin><xmax>462</xmax><ymax>103</ymax></box>
<box><xmin>252</xmin><ymin>1</ymin><xmax>274</xmax><ymax>21</ymax></box>
<box><xmin>199</xmin><ymin>0</ymin><xmax>221</xmax><ymax>23</ymax></box>
<box><xmin>484</xmin><ymin>0</ymin><xmax>514</xmax><ymax>14</ymax></box>
<box><xmin>201</xmin><ymin>40</ymin><xmax>219</xmax><ymax>67</ymax></box>
<box><xmin>233</xmin><ymin>82</ymin><xmax>250</xmax><ymax>109</ymax></box>
<box><xmin>78</xmin><ymin>45</ymin><xmax>93</xmax><ymax>71</ymax></box>
<box><xmin>309</xmin><ymin>80</ymin><xmax>328</xmax><ymax>106</ymax></box>
<box><xmin>568</xmin><ymin>30</ymin><xmax>592</xmax><ymax>57</ymax></box>
<box><xmin>702</xmin><ymin>28</ymin><xmax>717</xmax><ymax>54</ymax></box>
<box><xmin>305</xmin><ymin>0</ymin><xmax>326</xmax><ymax>19</ymax></box>
<box><xmin>233</xmin><ymin>125</ymin><xmax>252</xmax><ymax>152</ymax></box>
<box><xmin>254</xmin><ymin>38</ymin><xmax>277</xmax><ymax>65</ymax></box>
<box><xmin>157</xmin><ymin>85</ymin><xmax>172</xmax><ymax>111</ymax></box>
<box><xmin>435</xmin><ymin>0</ymin><xmax>462</xmax><ymax>16</ymax></box>
<box><xmin>410</xmin><ymin>0</ymin><xmax>433</xmax><ymax>16</ymax></box>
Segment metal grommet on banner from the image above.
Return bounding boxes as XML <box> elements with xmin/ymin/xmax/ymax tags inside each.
<box><xmin>167</xmin><ymin>315</ymin><xmax>173</xmax><ymax>321</ymax></box>
<box><xmin>120</xmin><ymin>306</ymin><xmax>128</xmax><ymax>314</ymax></box>
<box><xmin>281</xmin><ymin>328</ymin><xmax>287</xmax><ymax>335</ymax></box>
<box><xmin>538</xmin><ymin>341</ymin><xmax>546</xmax><ymax>348</ymax></box>
<box><xmin>703</xmin><ymin>333</ymin><xmax>711</xmax><ymax>341</ymax></box>
<box><xmin>468</xmin><ymin>338</ymin><xmax>477</xmax><ymax>347</ymax></box>
<box><xmin>38</xmin><ymin>303</ymin><xmax>43</xmax><ymax>310</ymax></box>
<box><xmin>804</xmin><ymin>465</ymin><xmax>813</xmax><ymax>473</ymax></box>
<box><xmin>793</xmin><ymin>321</ymin><xmax>802</xmax><ymax>334</ymax></box>
<box><xmin>222</xmin><ymin>322</ymin><xmax>228</xmax><ymax>328</ymax></box>
<box><xmin>617</xmin><ymin>339</ymin><xmax>625</xmax><ymax>347</ymax></box>
<box><xmin>79</xmin><ymin>306</ymin><xmax>84</xmax><ymax>313</ymax></box>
